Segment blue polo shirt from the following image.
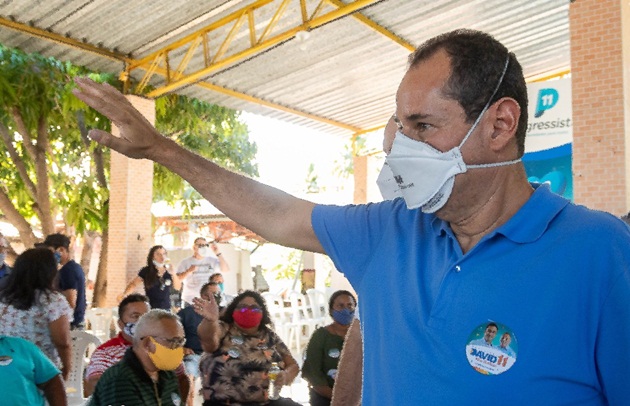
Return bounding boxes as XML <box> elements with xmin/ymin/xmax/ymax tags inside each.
<box><xmin>312</xmin><ymin>184</ymin><xmax>630</xmax><ymax>405</ymax></box>
<box><xmin>58</xmin><ymin>259</ymin><xmax>87</xmax><ymax>327</ymax></box>
<box><xmin>0</xmin><ymin>335</ymin><xmax>60</xmax><ymax>406</ymax></box>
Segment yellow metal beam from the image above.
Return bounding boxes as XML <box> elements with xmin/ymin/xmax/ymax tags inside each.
<box><xmin>194</xmin><ymin>81</ymin><xmax>362</xmax><ymax>133</ymax></box>
<box><xmin>0</xmin><ymin>16</ymin><xmax>130</xmax><ymax>63</ymax></box>
<box><xmin>134</xmin><ymin>0</ymin><xmax>381</xmax><ymax>98</ymax></box>
<box><xmin>527</xmin><ymin>69</ymin><xmax>571</xmax><ymax>83</ymax></box>
<box><xmin>325</xmin><ymin>0</ymin><xmax>416</xmax><ymax>51</ymax></box>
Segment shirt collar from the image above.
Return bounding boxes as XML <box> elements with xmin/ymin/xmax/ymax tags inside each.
<box><xmin>430</xmin><ymin>183</ymin><xmax>569</xmax><ymax>244</ymax></box>
<box><xmin>493</xmin><ymin>183</ymin><xmax>569</xmax><ymax>243</ymax></box>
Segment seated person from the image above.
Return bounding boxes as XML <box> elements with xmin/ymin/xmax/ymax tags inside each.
<box><xmin>177</xmin><ymin>283</ymin><xmax>212</xmax><ymax>405</ymax></box>
<box><xmin>89</xmin><ymin>309</ymin><xmax>187</xmax><ymax>405</ymax></box>
<box><xmin>302</xmin><ymin>290</ymin><xmax>357</xmax><ymax>406</ymax></box>
<box><xmin>195</xmin><ymin>290</ymin><xmax>301</xmax><ymax>405</ymax></box>
<box><xmin>85</xmin><ymin>294</ymin><xmax>151</xmax><ymax>395</ymax></box>
<box><xmin>0</xmin><ymin>335</ymin><xmax>66</xmax><ymax>406</ymax></box>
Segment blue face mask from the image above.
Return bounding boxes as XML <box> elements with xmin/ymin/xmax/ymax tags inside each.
<box><xmin>332</xmin><ymin>308</ymin><xmax>355</xmax><ymax>326</ymax></box>
<box><xmin>218</xmin><ymin>282</ymin><xmax>225</xmax><ymax>292</ymax></box>
<box><xmin>53</xmin><ymin>251</ymin><xmax>62</xmax><ymax>265</ymax></box>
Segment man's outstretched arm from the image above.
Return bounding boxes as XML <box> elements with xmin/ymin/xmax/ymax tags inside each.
<box><xmin>73</xmin><ymin>78</ymin><xmax>322</xmax><ymax>253</ymax></box>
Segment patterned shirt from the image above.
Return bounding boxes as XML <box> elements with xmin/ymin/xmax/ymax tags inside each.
<box><xmin>0</xmin><ymin>290</ymin><xmax>72</xmax><ymax>368</ymax></box>
<box><xmin>200</xmin><ymin>323</ymin><xmax>294</xmax><ymax>405</ymax></box>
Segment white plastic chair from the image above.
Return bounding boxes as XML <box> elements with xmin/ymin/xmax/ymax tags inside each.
<box><xmin>286</xmin><ymin>291</ymin><xmax>318</xmax><ymax>360</ymax></box>
<box><xmin>84</xmin><ymin>307</ymin><xmax>113</xmax><ymax>342</ymax></box>
<box><xmin>306</xmin><ymin>288</ymin><xmax>328</xmax><ymax>328</ymax></box>
<box><xmin>65</xmin><ymin>330</ymin><xmax>102</xmax><ymax>405</ymax></box>
<box><xmin>110</xmin><ymin>306</ymin><xmax>121</xmax><ymax>335</ymax></box>
<box><xmin>262</xmin><ymin>292</ymin><xmax>290</xmax><ymax>344</ymax></box>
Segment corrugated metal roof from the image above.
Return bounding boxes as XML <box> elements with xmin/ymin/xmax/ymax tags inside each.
<box><xmin>0</xmin><ymin>0</ymin><xmax>570</xmax><ymax>137</ymax></box>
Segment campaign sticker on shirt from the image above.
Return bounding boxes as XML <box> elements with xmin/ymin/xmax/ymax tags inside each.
<box><xmin>231</xmin><ymin>336</ymin><xmax>244</xmax><ymax>345</ymax></box>
<box><xmin>257</xmin><ymin>341</ymin><xmax>268</xmax><ymax>350</ymax></box>
<box><xmin>327</xmin><ymin>369</ymin><xmax>338</xmax><ymax>380</ymax></box>
<box><xmin>465</xmin><ymin>321</ymin><xmax>518</xmax><ymax>375</ymax></box>
<box><xmin>0</xmin><ymin>355</ymin><xmax>12</xmax><ymax>366</ymax></box>
<box><xmin>227</xmin><ymin>348</ymin><xmax>241</xmax><ymax>358</ymax></box>
<box><xmin>327</xmin><ymin>348</ymin><xmax>341</xmax><ymax>359</ymax></box>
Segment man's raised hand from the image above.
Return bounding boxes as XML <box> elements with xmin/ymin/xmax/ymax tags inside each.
<box><xmin>72</xmin><ymin>77</ymin><xmax>164</xmax><ymax>160</ymax></box>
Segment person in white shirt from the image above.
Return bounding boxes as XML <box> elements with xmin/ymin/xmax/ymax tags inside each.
<box><xmin>176</xmin><ymin>237</ymin><xmax>229</xmax><ymax>308</ymax></box>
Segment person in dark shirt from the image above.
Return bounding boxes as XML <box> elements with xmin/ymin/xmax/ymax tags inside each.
<box><xmin>89</xmin><ymin>309</ymin><xmax>186</xmax><ymax>406</ymax></box>
<box><xmin>119</xmin><ymin>245</ymin><xmax>183</xmax><ymax>311</ymax></box>
<box><xmin>43</xmin><ymin>233</ymin><xmax>87</xmax><ymax>330</ymax></box>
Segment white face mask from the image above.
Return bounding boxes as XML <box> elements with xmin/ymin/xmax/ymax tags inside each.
<box><xmin>198</xmin><ymin>247</ymin><xmax>210</xmax><ymax>257</ymax></box>
<box><xmin>376</xmin><ymin>161</ymin><xmax>403</xmax><ymax>200</ymax></box>
<box><xmin>153</xmin><ymin>258</ymin><xmax>168</xmax><ymax>268</ymax></box>
<box><xmin>386</xmin><ymin>56</ymin><xmax>520</xmax><ymax>213</ymax></box>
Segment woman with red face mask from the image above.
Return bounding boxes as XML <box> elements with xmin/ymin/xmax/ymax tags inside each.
<box><xmin>195</xmin><ymin>290</ymin><xmax>301</xmax><ymax>406</ymax></box>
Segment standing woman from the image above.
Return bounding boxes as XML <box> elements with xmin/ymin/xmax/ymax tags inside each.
<box><xmin>0</xmin><ymin>248</ymin><xmax>73</xmax><ymax>379</ymax></box>
<box><xmin>119</xmin><ymin>245</ymin><xmax>181</xmax><ymax>310</ymax></box>
<box><xmin>195</xmin><ymin>290</ymin><xmax>302</xmax><ymax>406</ymax></box>
<box><xmin>301</xmin><ymin>290</ymin><xmax>357</xmax><ymax>406</ymax></box>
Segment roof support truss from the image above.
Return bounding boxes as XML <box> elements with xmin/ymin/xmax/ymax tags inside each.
<box><xmin>127</xmin><ymin>0</ymin><xmax>388</xmax><ymax>98</ymax></box>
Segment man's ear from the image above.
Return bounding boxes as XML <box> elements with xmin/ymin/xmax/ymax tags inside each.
<box><xmin>142</xmin><ymin>336</ymin><xmax>156</xmax><ymax>353</ymax></box>
<box><xmin>489</xmin><ymin>97</ymin><xmax>520</xmax><ymax>150</ymax></box>
<box><xmin>117</xmin><ymin>318</ymin><xmax>125</xmax><ymax>331</ymax></box>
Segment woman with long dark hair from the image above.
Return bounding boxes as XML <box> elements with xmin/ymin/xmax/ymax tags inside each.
<box><xmin>0</xmin><ymin>248</ymin><xmax>72</xmax><ymax>379</ymax></box>
<box><xmin>119</xmin><ymin>245</ymin><xmax>182</xmax><ymax>310</ymax></box>
<box><xmin>195</xmin><ymin>290</ymin><xmax>301</xmax><ymax>406</ymax></box>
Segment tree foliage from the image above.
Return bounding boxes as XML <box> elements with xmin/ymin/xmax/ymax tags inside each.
<box><xmin>0</xmin><ymin>44</ymin><xmax>258</xmax><ymax>303</ymax></box>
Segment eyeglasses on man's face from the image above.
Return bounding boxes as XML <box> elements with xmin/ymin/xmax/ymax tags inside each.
<box><xmin>146</xmin><ymin>335</ymin><xmax>186</xmax><ymax>349</ymax></box>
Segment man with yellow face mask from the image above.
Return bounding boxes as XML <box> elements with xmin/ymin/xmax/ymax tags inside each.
<box><xmin>89</xmin><ymin>309</ymin><xmax>186</xmax><ymax>406</ymax></box>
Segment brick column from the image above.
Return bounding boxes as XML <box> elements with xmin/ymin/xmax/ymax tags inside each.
<box><xmin>106</xmin><ymin>95</ymin><xmax>155</xmax><ymax>306</ymax></box>
<box><xmin>570</xmin><ymin>0</ymin><xmax>629</xmax><ymax>214</ymax></box>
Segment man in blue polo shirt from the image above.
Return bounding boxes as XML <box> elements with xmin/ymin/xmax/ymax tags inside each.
<box><xmin>75</xmin><ymin>29</ymin><xmax>630</xmax><ymax>405</ymax></box>
<box><xmin>44</xmin><ymin>233</ymin><xmax>87</xmax><ymax>330</ymax></box>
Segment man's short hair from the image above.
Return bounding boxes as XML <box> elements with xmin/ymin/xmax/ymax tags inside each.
<box><xmin>43</xmin><ymin>233</ymin><xmax>71</xmax><ymax>250</ymax></box>
<box><xmin>133</xmin><ymin>309</ymin><xmax>181</xmax><ymax>345</ymax></box>
<box><xmin>193</xmin><ymin>237</ymin><xmax>206</xmax><ymax>246</ymax></box>
<box><xmin>118</xmin><ymin>293</ymin><xmax>150</xmax><ymax>320</ymax></box>
<box><xmin>200</xmin><ymin>282</ymin><xmax>213</xmax><ymax>297</ymax></box>
<box><xmin>209</xmin><ymin>272</ymin><xmax>222</xmax><ymax>283</ymax></box>
<box><xmin>408</xmin><ymin>29</ymin><xmax>528</xmax><ymax>156</ymax></box>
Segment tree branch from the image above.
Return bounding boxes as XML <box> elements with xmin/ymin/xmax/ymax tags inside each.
<box><xmin>11</xmin><ymin>107</ymin><xmax>37</xmax><ymax>159</ymax></box>
<box><xmin>0</xmin><ymin>122</ymin><xmax>38</xmax><ymax>199</ymax></box>
<box><xmin>34</xmin><ymin>115</ymin><xmax>55</xmax><ymax>235</ymax></box>
<box><xmin>77</xmin><ymin>111</ymin><xmax>107</xmax><ymax>188</ymax></box>
<box><xmin>0</xmin><ymin>185</ymin><xmax>38</xmax><ymax>248</ymax></box>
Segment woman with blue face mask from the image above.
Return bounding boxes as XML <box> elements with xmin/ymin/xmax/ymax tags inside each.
<box><xmin>301</xmin><ymin>290</ymin><xmax>357</xmax><ymax>406</ymax></box>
